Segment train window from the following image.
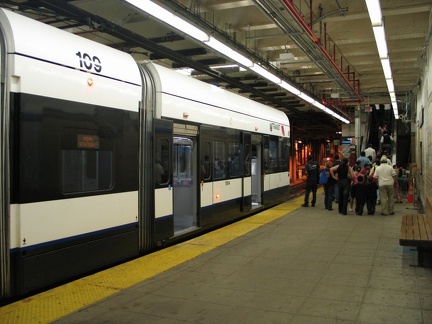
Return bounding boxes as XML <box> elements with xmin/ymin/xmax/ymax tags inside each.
<box><xmin>228</xmin><ymin>142</ymin><xmax>242</xmax><ymax>178</ymax></box>
<box><xmin>61</xmin><ymin>150</ymin><xmax>113</xmax><ymax>193</ymax></box>
<box><xmin>269</xmin><ymin>138</ymin><xmax>278</xmax><ymax>168</ymax></box>
<box><xmin>173</xmin><ymin>137</ymin><xmax>193</xmax><ymax>185</ymax></box>
<box><xmin>213</xmin><ymin>141</ymin><xmax>226</xmax><ymax>179</ymax></box>
<box><xmin>278</xmin><ymin>138</ymin><xmax>288</xmax><ymax>167</ymax></box>
<box><xmin>200</xmin><ymin>141</ymin><xmax>211</xmax><ymax>181</ymax></box>
<box><xmin>156</xmin><ymin>138</ymin><xmax>170</xmax><ymax>186</ymax></box>
<box><xmin>61</xmin><ymin>129</ymin><xmax>114</xmax><ymax>194</ymax></box>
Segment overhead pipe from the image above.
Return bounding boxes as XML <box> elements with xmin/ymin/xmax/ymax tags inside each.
<box><xmin>281</xmin><ymin>0</ymin><xmax>363</xmax><ymax>103</ymax></box>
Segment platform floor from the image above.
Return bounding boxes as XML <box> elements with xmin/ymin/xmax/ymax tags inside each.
<box><xmin>2</xmin><ymin>190</ymin><xmax>432</xmax><ymax>323</ymax></box>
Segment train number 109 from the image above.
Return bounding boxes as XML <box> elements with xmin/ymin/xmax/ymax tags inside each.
<box><xmin>76</xmin><ymin>51</ymin><xmax>102</xmax><ymax>73</ymax></box>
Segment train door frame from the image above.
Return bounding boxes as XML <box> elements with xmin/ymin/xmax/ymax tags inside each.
<box><xmin>153</xmin><ymin>119</ymin><xmax>174</xmax><ymax>242</ymax></box>
<box><xmin>242</xmin><ymin>132</ymin><xmax>252</xmax><ymax>212</ymax></box>
<box><xmin>251</xmin><ymin>134</ymin><xmax>263</xmax><ymax>208</ymax></box>
<box><xmin>0</xmin><ymin>28</ymin><xmax>10</xmax><ymax>298</ymax></box>
<box><xmin>199</xmin><ymin>126</ymin><xmax>213</xmax><ymax>226</ymax></box>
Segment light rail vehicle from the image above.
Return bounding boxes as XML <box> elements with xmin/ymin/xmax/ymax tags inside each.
<box><xmin>0</xmin><ymin>8</ymin><xmax>290</xmax><ymax>299</ymax></box>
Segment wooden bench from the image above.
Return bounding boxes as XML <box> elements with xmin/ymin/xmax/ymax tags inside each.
<box><xmin>400</xmin><ymin>214</ymin><xmax>432</xmax><ymax>266</ymax></box>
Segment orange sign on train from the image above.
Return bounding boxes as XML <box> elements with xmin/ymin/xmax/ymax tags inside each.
<box><xmin>77</xmin><ymin>134</ymin><xmax>100</xmax><ymax>149</ymax></box>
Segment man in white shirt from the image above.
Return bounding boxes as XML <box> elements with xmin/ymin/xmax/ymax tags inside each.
<box><xmin>364</xmin><ymin>143</ymin><xmax>376</xmax><ymax>162</ymax></box>
<box><xmin>373</xmin><ymin>156</ymin><xmax>398</xmax><ymax>215</ymax></box>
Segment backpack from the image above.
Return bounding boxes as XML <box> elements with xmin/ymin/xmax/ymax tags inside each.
<box><xmin>319</xmin><ymin>169</ymin><xmax>328</xmax><ymax>184</ymax></box>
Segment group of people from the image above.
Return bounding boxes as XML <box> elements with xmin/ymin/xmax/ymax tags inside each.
<box><xmin>302</xmin><ymin>146</ymin><xmax>401</xmax><ymax>216</ymax></box>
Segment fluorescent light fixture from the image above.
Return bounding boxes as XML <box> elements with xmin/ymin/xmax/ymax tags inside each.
<box><xmin>250</xmin><ymin>64</ymin><xmax>281</xmax><ymax>84</ymax></box>
<box><xmin>205</xmin><ymin>37</ymin><xmax>253</xmax><ymax>67</ymax></box>
<box><xmin>125</xmin><ymin>0</ymin><xmax>209</xmax><ymax>41</ymax></box>
<box><xmin>126</xmin><ymin>0</ymin><xmax>350</xmax><ymax>123</ymax></box>
<box><xmin>298</xmin><ymin>92</ymin><xmax>315</xmax><ymax>104</ymax></box>
<box><xmin>280</xmin><ymin>80</ymin><xmax>301</xmax><ymax>95</ymax></box>
<box><xmin>385</xmin><ymin>78</ymin><xmax>394</xmax><ymax>92</ymax></box>
<box><xmin>365</xmin><ymin>0</ymin><xmax>383</xmax><ymax>26</ymax></box>
<box><xmin>366</xmin><ymin>0</ymin><xmax>399</xmax><ymax>118</ymax></box>
<box><xmin>373</xmin><ymin>26</ymin><xmax>388</xmax><ymax>58</ymax></box>
<box><xmin>381</xmin><ymin>58</ymin><xmax>392</xmax><ymax>79</ymax></box>
<box><xmin>314</xmin><ymin>102</ymin><xmax>325</xmax><ymax>110</ymax></box>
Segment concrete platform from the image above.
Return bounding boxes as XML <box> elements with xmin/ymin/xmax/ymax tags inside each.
<box><xmin>2</xmin><ymin>190</ymin><xmax>431</xmax><ymax>323</ymax></box>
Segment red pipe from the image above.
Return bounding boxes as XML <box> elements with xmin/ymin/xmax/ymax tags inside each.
<box><xmin>281</xmin><ymin>0</ymin><xmax>363</xmax><ymax>103</ymax></box>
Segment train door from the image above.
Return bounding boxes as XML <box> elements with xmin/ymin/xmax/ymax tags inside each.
<box><xmin>173</xmin><ymin>124</ymin><xmax>198</xmax><ymax>235</ymax></box>
<box><xmin>251</xmin><ymin>134</ymin><xmax>262</xmax><ymax>208</ymax></box>
<box><xmin>242</xmin><ymin>132</ymin><xmax>252</xmax><ymax>212</ymax></box>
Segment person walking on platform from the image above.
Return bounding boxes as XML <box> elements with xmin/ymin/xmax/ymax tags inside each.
<box><xmin>364</xmin><ymin>143</ymin><xmax>376</xmax><ymax>162</ymax></box>
<box><xmin>380</xmin><ymin>131</ymin><xmax>394</xmax><ymax>156</ymax></box>
<box><xmin>356</xmin><ymin>151</ymin><xmax>370</xmax><ymax>170</ymax></box>
<box><xmin>323</xmin><ymin>161</ymin><xmax>335</xmax><ymax>211</ymax></box>
<box><xmin>302</xmin><ymin>155</ymin><xmax>320</xmax><ymax>207</ymax></box>
<box><xmin>332</xmin><ymin>154</ymin><xmax>342</xmax><ymax>203</ymax></box>
<box><xmin>330</xmin><ymin>158</ymin><xmax>354</xmax><ymax>215</ymax></box>
<box><xmin>373</xmin><ymin>155</ymin><xmax>398</xmax><ymax>215</ymax></box>
<box><xmin>366</xmin><ymin>175</ymin><xmax>378</xmax><ymax>215</ymax></box>
<box><xmin>352</xmin><ymin>175</ymin><xmax>367</xmax><ymax>215</ymax></box>
<box><xmin>394</xmin><ymin>162</ymin><xmax>404</xmax><ymax>203</ymax></box>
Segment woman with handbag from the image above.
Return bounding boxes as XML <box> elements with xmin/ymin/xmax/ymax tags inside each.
<box><xmin>330</xmin><ymin>158</ymin><xmax>355</xmax><ymax>215</ymax></box>
<box><xmin>323</xmin><ymin>161</ymin><xmax>336</xmax><ymax>211</ymax></box>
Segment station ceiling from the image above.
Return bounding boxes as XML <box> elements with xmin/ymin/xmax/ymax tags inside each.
<box><xmin>0</xmin><ymin>0</ymin><xmax>430</xmax><ymax>141</ymax></box>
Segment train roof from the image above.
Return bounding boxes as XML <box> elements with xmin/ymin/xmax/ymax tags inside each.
<box><xmin>0</xmin><ymin>8</ymin><xmax>141</xmax><ymax>86</ymax></box>
<box><xmin>145</xmin><ymin>62</ymin><xmax>290</xmax><ymax>135</ymax></box>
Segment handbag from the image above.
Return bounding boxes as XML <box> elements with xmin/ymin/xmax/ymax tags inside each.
<box><xmin>347</xmin><ymin>167</ymin><xmax>353</xmax><ymax>180</ymax></box>
<box><xmin>319</xmin><ymin>169</ymin><xmax>328</xmax><ymax>184</ymax></box>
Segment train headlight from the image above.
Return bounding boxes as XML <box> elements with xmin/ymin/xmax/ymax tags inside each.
<box><xmin>87</xmin><ymin>78</ymin><xmax>94</xmax><ymax>86</ymax></box>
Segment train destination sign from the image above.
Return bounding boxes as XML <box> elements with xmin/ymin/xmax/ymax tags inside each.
<box><xmin>77</xmin><ymin>134</ymin><xmax>100</xmax><ymax>149</ymax></box>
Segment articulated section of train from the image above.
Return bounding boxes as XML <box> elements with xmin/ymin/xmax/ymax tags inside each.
<box><xmin>0</xmin><ymin>9</ymin><xmax>290</xmax><ymax>299</ymax></box>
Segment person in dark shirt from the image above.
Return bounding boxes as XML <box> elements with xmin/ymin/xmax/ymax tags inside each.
<box><xmin>352</xmin><ymin>175</ymin><xmax>367</xmax><ymax>215</ymax></box>
<box><xmin>366</xmin><ymin>176</ymin><xmax>378</xmax><ymax>215</ymax></box>
<box><xmin>302</xmin><ymin>155</ymin><xmax>319</xmax><ymax>207</ymax></box>
<box><xmin>330</xmin><ymin>158</ymin><xmax>354</xmax><ymax>215</ymax></box>
<box><xmin>323</xmin><ymin>161</ymin><xmax>336</xmax><ymax>211</ymax></box>
<box><xmin>332</xmin><ymin>154</ymin><xmax>341</xmax><ymax>203</ymax></box>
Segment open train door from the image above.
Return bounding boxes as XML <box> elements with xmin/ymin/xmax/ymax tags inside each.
<box><xmin>242</xmin><ymin>132</ymin><xmax>252</xmax><ymax>212</ymax></box>
<box><xmin>251</xmin><ymin>134</ymin><xmax>263</xmax><ymax>208</ymax></box>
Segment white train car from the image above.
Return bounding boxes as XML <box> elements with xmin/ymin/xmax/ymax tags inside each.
<box><xmin>0</xmin><ymin>8</ymin><xmax>290</xmax><ymax>299</ymax></box>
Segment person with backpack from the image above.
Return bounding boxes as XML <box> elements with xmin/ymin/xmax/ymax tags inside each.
<box><xmin>380</xmin><ymin>131</ymin><xmax>394</xmax><ymax>156</ymax></box>
<box><xmin>302</xmin><ymin>155</ymin><xmax>320</xmax><ymax>207</ymax></box>
<box><xmin>322</xmin><ymin>161</ymin><xmax>336</xmax><ymax>211</ymax></box>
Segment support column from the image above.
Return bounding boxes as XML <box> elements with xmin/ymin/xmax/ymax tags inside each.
<box><xmin>355</xmin><ymin>104</ymin><xmax>361</xmax><ymax>157</ymax></box>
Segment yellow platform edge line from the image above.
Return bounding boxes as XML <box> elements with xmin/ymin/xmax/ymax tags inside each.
<box><xmin>0</xmin><ymin>194</ymin><xmax>306</xmax><ymax>323</ymax></box>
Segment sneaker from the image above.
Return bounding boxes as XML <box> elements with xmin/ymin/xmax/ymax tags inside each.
<box><xmin>301</xmin><ymin>204</ymin><xmax>309</xmax><ymax>207</ymax></box>
<box><xmin>328</xmin><ymin>208</ymin><xmax>333</xmax><ymax>211</ymax></box>
<box><xmin>311</xmin><ymin>204</ymin><xmax>315</xmax><ymax>207</ymax></box>
<box><xmin>348</xmin><ymin>208</ymin><xmax>353</xmax><ymax>212</ymax></box>
<box><xmin>389</xmin><ymin>212</ymin><xmax>395</xmax><ymax>215</ymax></box>
<box><xmin>381</xmin><ymin>212</ymin><xmax>388</xmax><ymax>215</ymax></box>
